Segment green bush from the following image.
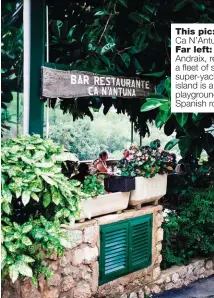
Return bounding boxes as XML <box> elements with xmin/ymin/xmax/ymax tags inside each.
<box><xmin>1</xmin><ymin>135</ymin><xmax>89</xmax><ymax>284</ymax></box>
<box><xmin>82</xmin><ymin>175</ymin><xmax>106</xmax><ymax>197</ymax></box>
<box><xmin>1</xmin><ymin>134</ymin><xmax>88</xmax><ymax>223</ymax></box>
<box><xmin>161</xmin><ymin>186</ymin><xmax>214</xmax><ymax>269</ymax></box>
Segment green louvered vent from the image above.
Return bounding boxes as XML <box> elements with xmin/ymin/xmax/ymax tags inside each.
<box><xmin>130</xmin><ymin>219</ymin><xmax>151</xmax><ymax>269</ymax></box>
<box><xmin>104</xmin><ymin>228</ymin><xmax>127</xmax><ymax>274</ymax></box>
<box><xmin>99</xmin><ymin>214</ymin><xmax>152</xmax><ymax>285</ymax></box>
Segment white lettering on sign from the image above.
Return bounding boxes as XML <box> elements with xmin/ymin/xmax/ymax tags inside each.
<box><xmin>41</xmin><ymin>66</ymin><xmax>153</xmax><ymax>99</ymax></box>
<box><xmin>70</xmin><ymin>73</ymin><xmax>150</xmax><ymax>97</ymax></box>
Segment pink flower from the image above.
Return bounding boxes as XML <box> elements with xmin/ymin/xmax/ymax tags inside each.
<box><xmin>137</xmin><ymin>152</ymin><xmax>142</xmax><ymax>157</ymax></box>
<box><xmin>127</xmin><ymin>155</ymin><xmax>134</xmax><ymax>160</ymax></box>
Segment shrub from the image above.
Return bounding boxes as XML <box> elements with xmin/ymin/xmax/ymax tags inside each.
<box><xmin>161</xmin><ymin>186</ymin><xmax>214</xmax><ymax>269</ymax></box>
<box><xmin>1</xmin><ymin>134</ymin><xmax>88</xmax><ymax>223</ymax></box>
<box><xmin>82</xmin><ymin>175</ymin><xmax>106</xmax><ymax>197</ymax></box>
<box><xmin>1</xmin><ymin>134</ymin><xmax>89</xmax><ymax>284</ymax></box>
<box><xmin>118</xmin><ymin>140</ymin><xmax>176</xmax><ymax>178</ymax></box>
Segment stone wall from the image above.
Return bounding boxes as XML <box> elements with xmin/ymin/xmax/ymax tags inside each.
<box><xmin>2</xmin><ymin>205</ymin><xmax>163</xmax><ymax>298</ymax></box>
<box><xmin>4</xmin><ymin>206</ymin><xmax>214</xmax><ymax>298</ymax></box>
<box><xmin>118</xmin><ymin>257</ymin><xmax>214</xmax><ymax>298</ymax></box>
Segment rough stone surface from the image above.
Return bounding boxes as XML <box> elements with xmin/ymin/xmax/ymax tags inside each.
<box><xmin>153</xmin><ymin>267</ymin><xmax>161</xmax><ymax>280</ymax></box>
<box><xmin>171</xmin><ymin>272</ymin><xmax>180</xmax><ymax>283</ymax></box>
<box><xmin>72</xmin><ymin>246</ymin><xmax>98</xmax><ymax>265</ymax></box>
<box><xmin>60</xmin><ymin>276</ymin><xmax>74</xmax><ymax>292</ymax></box>
<box><xmin>83</xmin><ymin>225</ymin><xmax>98</xmax><ymax>247</ymax></box>
<box><xmin>20</xmin><ymin>280</ymin><xmax>41</xmax><ymax>298</ymax></box>
<box><xmin>48</xmin><ymin>273</ymin><xmax>61</xmax><ymax>287</ymax></box>
<box><xmin>129</xmin><ymin>292</ymin><xmax>138</xmax><ymax>298</ymax></box>
<box><xmin>43</xmin><ymin>288</ymin><xmax>59</xmax><ymax>298</ymax></box>
<box><xmin>157</xmin><ymin>228</ymin><xmax>164</xmax><ymax>242</ymax></box>
<box><xmin>206</xmin><ymin>260</ymin><xmax>213</xmax><ymax>269</ymax></box>
<box><xmin>73</xmin><ymin>281</ymin><xmax>91</xmax><ymax>298</ymax></box>
<box><xmin>138</xmin><ymin>289</ymin><xmax>144</xmax><ymax>298</ymax></box>
<box><xmin>67</xmin><ymin>230</ymin><xmax>83</xmax><ymax>248</ymax></box>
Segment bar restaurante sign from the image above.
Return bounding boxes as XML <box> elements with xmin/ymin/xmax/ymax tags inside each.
<box><xmin>41</xmin><ymin>66</ymin><xmax>153</xmax><ymax>99</ymax></box>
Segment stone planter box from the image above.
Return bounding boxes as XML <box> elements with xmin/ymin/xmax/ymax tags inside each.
<box><xmin>79</xmin><ymin>192</ymin><xmax>130</xmax><ymax>220</ymax></box>
<box><xmin>129</xmin><ymin>174</ymin><xmax>167</xmax><ymax>207</ymax></box>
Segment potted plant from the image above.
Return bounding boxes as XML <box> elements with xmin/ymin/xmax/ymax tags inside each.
<box><xmin>118</xmin><ymin>140</ymin><xmax>176</xmax><ymax>207</ymax></box>
<box><xmin>73</xmin><ymin>175</ymin><xmax>130</xmax><ymax>220</ymax></box>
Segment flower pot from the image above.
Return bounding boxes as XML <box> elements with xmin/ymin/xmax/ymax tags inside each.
<box><xmin>104</xmin><ymin>176</ymin><xmax>135</xmax><ymax>192</ymax></box>
<box><xmin>129</xmin><ymin>174</ymin><xmax>167</xmax><ymax>206</ymax></box>
<box><xmin>78</xmin><ymin>192</ymin><xmax>130</xmax><ymax>220</ymax></box>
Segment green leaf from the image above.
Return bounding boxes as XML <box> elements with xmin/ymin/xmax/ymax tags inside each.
<box><xmin>19</xmin><ymin>255</ymin><xmax>35</xmax><ymax>263</ymax></box>
<box><xmin>164</xmin><ymin>139</ymin><xmax>179</xmax><ymax>150</ymax></box>
<box><xmin>31</xmin><ymin>192</ymin><xmax>39</xmax><ymax>202</ymax></box>
<box><xmin>155</xmin><ymin>112</ymin><xmax>165</xmax><ymax>128</ymax></box>
<box><xmin>120</xmin><ymin>53</ymin><xmax>130</xmax><ymax>68</ymax></box>
<box><xmin>22</xmin><ymin>191</ymin><xmax>31</xmax><ymax>206</ymax></box>
<box><xmin>52</xmin><ymin>191</ymin><xmax>61</xmax><ymax>205</ymax></box>
<box><xmin>175</xmin><ymin>113</ymin><xmax>188</xmax><ymax>127</ymax></box>
<box><xmin>2</xmin><ymin>202</ymin><xmax>11</xmax><ymax>215</ymax></box>
<box><xmin>41</xmin><ymin>175</ymin><xmax>56</xmax><ymax>186</ymax></box>
<box><xmin>165</xmin><ymin>77</ymin><xmax>171</xmax><ymax>97</ymax></box>
<box><xmin>143</xmin><ymin>71</ymin><xmax>165</xmax><ymax>77</ymax></box>
<box><xmin>141</xmin><ymin>100</ymin><xmax>163</xmax><ymax>112</ymax></box>
<box><xmin>43</xmin><ymin>192</ymin><xmax>51</xmax><ymax>208</ymax></box>
<box><xmin>178</xmin><ymin>137</ymin><xmax>192</xmax><ymax>157</ymax></box>
<box><xmin>132</xmin><ymin>27</ymin><xmax>147</xmax><ymax>49</ymax></box>
<box><xmin>67</xmin><ymin>25</ymin><xmax>76</xmax><ymax>39</ymax></box>
<box><xmin>9</xmin><ymin>264</ymin><xmax>19</xmax><ymax>283</ymax></box>
<box><xmin>118</xmin><ymin>0</ymin><xmax>127</xmax><ymax>7</ymax></box>
<box><xmin>21</xmin><ymin>236</ymin><xmax>32</xmax><ymax>246</ymax></box>
<box><xmin>1</xmin><ymin>246</ymin><xmax>7</xmax><ymax>262</ymax></box>
<box><xmin>202</xmin><ymin>133</ymin><xmax>214</xmax><ymax>154</ymax></box>
<box><xmin>173</xmin><ymin>0</ymin><xmax>188</xmax><ymax>11</ymax></box>
<box><xmin>138</xmin><ymin>13</ymin><xmax>150</xmax><ymax>22</ymax></box>
<box><xmin>159</xmin><ymin>103</ymin><xmax>170</xmax><ymax>111</ymax></box>
<box><xmin>192</xmin><ymin>144</ymin><xmax>202</xmax><ymax>159</ymax></box>
<box><xmin>18</xmin><ymin>263</ymin><xmax>33</xmax><ymax>278</ymax></box>
<box><xmin>101</xmin><ymin>43</ymin><xmax>116</xmax><ymax>55</ymax></box>
<box><xmin>22</xmin><ymin>223</ymin><xmax>33</xmax><ymax>233</ymax></box>
<box><xmin>94</xmin><ymin>11</ymin><xmax>108</xmax><ymax>16</ymax></box>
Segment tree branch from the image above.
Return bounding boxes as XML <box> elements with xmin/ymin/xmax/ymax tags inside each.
<box><xmin>98</xmin><ymin>14</ymin><xmax>112</xmax><ymax>44</ymax></box>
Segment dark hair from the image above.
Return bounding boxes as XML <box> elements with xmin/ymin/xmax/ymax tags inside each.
<box><xmin>99</xmin><ymin>151</ymin><xmax>108</xmax><ymax>159</ymax></box>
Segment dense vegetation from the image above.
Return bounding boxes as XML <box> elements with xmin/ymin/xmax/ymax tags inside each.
<box><xmin>162</xmin><ymin>185</ymin><xmax>214</xmax><ymax>269</ymax></box>
<box><xmin>1</xmin><ymin>135</ymin><xmax>89</xmax><ymax>284</ymax></box>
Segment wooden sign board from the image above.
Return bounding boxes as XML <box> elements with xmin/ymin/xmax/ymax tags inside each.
<box><xmin>41</xmin><ymin>66</ymin><xmax>153</xmax><ymax>99</ymax></box>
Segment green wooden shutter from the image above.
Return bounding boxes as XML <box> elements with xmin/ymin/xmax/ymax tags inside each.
<box><xmin>99</xmin><ymin>221</ymin><xmax>129</xmax><ymax>285</ymax></box>
<box><xmin>129</xmin><ymin>214</ymin><xmax>152</xmax><ymax>271</ymax></box>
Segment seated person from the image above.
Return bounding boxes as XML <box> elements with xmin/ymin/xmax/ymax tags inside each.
<box><xmin>118</xmin><ymin>149</ymin><xmax>130</xmax><ymax>168</ymax></box>
<box><xmin>71</xmin><ymin>163</ymin><xmax>89</xmax><ymax>183</ymax></box>
<box><xmin>90</xmin><ymin>151</ymin><xmax>109</xmax><ymax>174</ymax></box>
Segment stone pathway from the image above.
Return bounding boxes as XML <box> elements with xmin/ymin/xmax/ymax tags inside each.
<box><xmin>152</xmin><ymin>276</ymin><xmax>214</xmax><ymax>298</ymax></box>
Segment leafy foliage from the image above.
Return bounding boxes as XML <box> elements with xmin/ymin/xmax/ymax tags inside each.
<box><xmin>162</xmin><ymin>186</ymin><xmax>214</xmax><ymax>269</ymax></box>
<box><xmin>1</xmin><ymin>1</ymin><xmax>23</xmax><ymax>135</ymax></box>
<box><xmin>1</xmin><ymin>216</ymin><xmax>71</xmax><ymax>284</ymax></box>
<box><xmin>1</xmin><ymin>134</ymin><xmax>88</xmax><ymax>224</ymax></box>
<box><xmin>118</xmin><ymin>140</ymin><xmax>176</xmax><ymax>177</ymax></box>
<box><xmin>1</xmin><ymin>134</ymin><xmax>89</xmax><ymax>283</ymax></box>
<box><xmin>141</xmin><ymin>77</ymin><xmax>214</xmax><ymax>163</ymax></box>
<box><xmin>82</xmin><ymin>175</ymin><xmax>106</xmax><ymax>197</ymax></box>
